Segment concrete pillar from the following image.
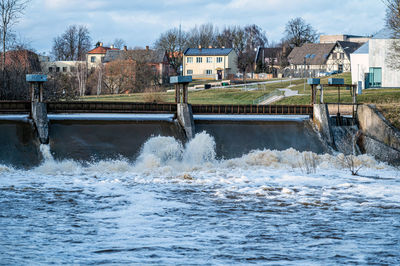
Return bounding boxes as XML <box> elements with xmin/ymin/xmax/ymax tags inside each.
<box><xmin>31</xmin><ymin>102</ymin><xmax>49</xmax><ymax>144</ymax></box>
<box><xmin>313</xmin><ymin>104</ymin><xmax>335</xmax><ymax>149</ymax></box>
<box><xmin>26</xmin><ymin>74</ymin><xmax>49</xmax><ymax>144</ymax></box>
<box><xmin>177</xmin><ymin>103</ymin><xmax>195</xmax><ymax>139</ymax></box>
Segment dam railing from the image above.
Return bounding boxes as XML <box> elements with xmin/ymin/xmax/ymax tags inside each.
<box><xmin>0</xmin><ymin>101</ymin><xmax>313</xmax><ymax>116</ymax></box>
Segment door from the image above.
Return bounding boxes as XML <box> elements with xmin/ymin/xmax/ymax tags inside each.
<box><xmin>217</xmin><ymin>70</ymin><xmax>223</xmax><ymax>80</ymax></box>
<box><xmin>369</xmin><ymin>67</ymin><xmax>382</xmax><ymax>88</ymax></box>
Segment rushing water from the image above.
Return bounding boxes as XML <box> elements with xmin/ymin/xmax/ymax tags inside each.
<box><xmin>1</xmin><ymin>132</ymin><xmax>400</xmax><ymax>264</ymax></box>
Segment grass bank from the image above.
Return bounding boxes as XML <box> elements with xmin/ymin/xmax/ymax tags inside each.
<box><xmin>82</xmin><ymin>79</ymin><xmax>305</xmax><ymax>105</ymax></box>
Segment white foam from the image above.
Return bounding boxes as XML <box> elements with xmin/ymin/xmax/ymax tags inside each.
<box><xmin>1</xmin><ymin>134</ymin><xmax>398</xmax><ymax>206</ymax></box>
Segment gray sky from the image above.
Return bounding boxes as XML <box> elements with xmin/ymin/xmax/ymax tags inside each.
<box><xmin>16</xmin><ymin>0</ymin><xmax>387</xmax><ymax>55</ymax></box>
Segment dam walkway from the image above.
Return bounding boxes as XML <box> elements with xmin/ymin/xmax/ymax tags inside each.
<box><xmin>0</xmin><ymin>101</ymin><xmax>313</xmax><ymax>116</ymax></box>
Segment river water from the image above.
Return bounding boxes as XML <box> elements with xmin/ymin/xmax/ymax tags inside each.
<box><xmin>1</xmin><ymin>132</ymin><xmax>400</xmax><ymax>264</ymax></box>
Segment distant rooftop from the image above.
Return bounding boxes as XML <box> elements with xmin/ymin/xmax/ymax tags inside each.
<box><xmin>88</xmin><ymin>45</ymin><xmax>119</xmax><ymax>55</ymax></box>
<box><xmin>184</xmin><ymin>48</ymin><xmax>233</xmax><ymax>56</ymax></box>
<box><xmin>352</xmin><ymin>42</ymin><xmax>370</xmax><ymax>54</ymax></box>
<box><xmin>372</xmin><ymin>28</ymin><xmax>397</xmax><ymax>39</ymax></box>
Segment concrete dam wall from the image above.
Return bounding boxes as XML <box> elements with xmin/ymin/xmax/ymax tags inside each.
<box><xmin>0</xmin><ymin>114</ymin><xmax>328</xmax><ymax>168</ymax></box>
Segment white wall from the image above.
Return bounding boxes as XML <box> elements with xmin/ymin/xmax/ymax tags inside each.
<box><xmin>369</xmin><ymin>39</ymin><xmax>400</xmax><ymax>88</ymax></box>
<box><xmin>41</xmin><ymin>61</ymin><xmax>83</xmax><ymax>73</ymax></box>
<box><xmin>350</xmin><ymin>53</ymin><xmax>369</xmax><ymax>88</ymax></box>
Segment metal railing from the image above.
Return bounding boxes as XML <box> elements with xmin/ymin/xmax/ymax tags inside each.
<box><xmin>253</xmin><ymin>90</ymin><xmax>284</xmax><ymax>105</ymax></box>
<box><xmin>0</xmin><ymin>101</ymin><xmax>313</xmax><ymax>116</ymax></box>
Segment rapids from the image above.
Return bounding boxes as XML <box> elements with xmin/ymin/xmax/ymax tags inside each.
<box><xmin>0</xmin><ymin>132</ymin><xmax>399</xmax><ymax>264</ymax></box>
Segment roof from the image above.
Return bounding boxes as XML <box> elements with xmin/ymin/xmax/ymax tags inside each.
<box><xmin>103</xmin><ymin>50</ymin><xmax>125</xmax><ymax>62</ymax></box>
<box><xmin>372</xmin><ymin>28</ymin><xmax>398</xmax><ymax>39</ymax></box>
<box><xmin>256</xmin><ymin>47</ymin><xmax>282</xmax><ymax>60</ymax></box>
<box><xmin>184</xmin><ymin>48</ymin><xmax>233</xmax><ymax>56</ymax></box>
<box><xmin>103</xmin><ymin>49</ymin><xmax>167</xmax><ymax>64</ymax></box>
<box><xmin>352</xmin><ymin>41</ymin><xmax>370</xmax><ymax>55</ymax></box>
<box><xmin>5</xmin><ymin>50</ymin><xmax>41</xmax><ymax>71</ymax></box>
<box><xmin>337</xmin><ymin>41</ymin><xmax>363</xmax><ymax>58</ymax></box>
<box><xmin>288</xmin><ymin>43</ymin><xmax>336</xmax><ymax>65</ymax></box>
<box><xmin>87</xmin><ymin>46</ymin><xmax>119</xmax><ymax>55</ymax></box>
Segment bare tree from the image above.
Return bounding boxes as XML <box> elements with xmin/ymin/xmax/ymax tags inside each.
<box><xmin>384</xmin><ymin>0</ymin><xmax>400</xmax><ymax>70</ymax></box>
<box><xmin>52</xmin><ymin>25</ymin><xmax>91</xmax><ymax>61</ymax></box>
<box><xmin>234</xmin><ymin>25</ymin><xmax>268</xmax><ymax>81</ymax></box>
<box><xmin>154</xmin><ymin>27</ymin><xmax>186</xmax><ymax>73</ymax></box>
<box><xmin>187</xmin><ymin>23</ymin><xmax>217</xmax><ymax>48</ymax></box>
<box><xmin>284</xmin><ymin>17</ymin><xmax>318</xmax><ymax>47</ymax></box>
<box><xmin>74</xmin><ymin>61</ymin><xmax>87</xmax><ymax>97</ymax></box>
<box><xmin>215</xmin><ymin>26</ymin><xmax>237</xmax><ymax>48</ymax></box>
<box><xmin>113</xmin><ymin>38</ymin><xmax>126</xmax><ymax>49</ymax></box>
<box><xmin>0</xmin><ymin>0</ymin><xmax>29</xmax><ymax>89</ymax></box>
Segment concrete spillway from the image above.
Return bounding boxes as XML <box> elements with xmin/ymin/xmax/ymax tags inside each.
<box><xmin>0</xmin><ymin>114</ymin><xmax>328</xmax><ymax>168</ymax></box>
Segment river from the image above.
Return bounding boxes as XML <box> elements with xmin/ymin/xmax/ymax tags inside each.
<box><xmin>0</xmin><ymin>131</ymin><xmax>399</xmax><ymax>264</ymax></box>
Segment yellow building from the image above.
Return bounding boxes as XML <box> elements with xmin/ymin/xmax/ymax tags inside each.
<box><xmin>183</xmin><ymin>48</ymin><xmax>238</xmax><ymax>80</ymax></box>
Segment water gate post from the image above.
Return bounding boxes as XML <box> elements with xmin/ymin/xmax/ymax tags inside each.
<box><xmin>26</xmin><ymin>74</ymin><xmax>49</xmax><ymax>144</ymax></box>
<box><xmin>170</xmin><ymin>76</ymin><xmax>195</xmax><ymax>139</ymax></box>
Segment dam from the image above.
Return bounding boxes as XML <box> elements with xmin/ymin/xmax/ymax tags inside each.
<box><xmin>0</xmin><ymin>112</ymin><xmax>327</xmax><ymax>167</ymax></box>
<box><xmin>1</xmin><ymin>76</ymin><xmax>400</xmax><ymax>265</ymax></box>
<box><xmin>1</xmin><ymin>75</ymin><xmax>399</xmax><ymax>167</ymax></box>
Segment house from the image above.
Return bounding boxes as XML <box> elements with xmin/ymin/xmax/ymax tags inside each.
<box><xmin>183</xmin><ymin>47</ymin><xmax>238</xmax><ymax>80</ymax></box>
<box><xmin>326</xmin><ymin>41</ymin><xmax>363</xmax><ymax>73</ymax></box>
<box><xmin>254</xmin><ymin>47</ymin><xmax>290</xmax><ymax>77</ymax></box>
<box><xmin>40</xmin><ymin>60</ymin><xmax>82</xmax><ymax>74</ymax></box>
<box><xmin>351</xmin><ymin>28</ymin><xmax>400</xmax><ymax>89</ymax></box>
<box><xmin>5</xmin><ymin>50</ymin><xmax>41</xmax><ymax>71</ymax></box>
<box><xmin>86</xmin><ymin>42</ymin><xmax>119</xmax><ymax>70</ymax></box>
<box><xmin>103</xmin><ymin>46</ymin><xmax>173</xmax><ymax>84</ymax></box>
<box><xmin>287</xmin><ymin>41</ymin><xmax>362</xmax><ymax>76</ymax></box>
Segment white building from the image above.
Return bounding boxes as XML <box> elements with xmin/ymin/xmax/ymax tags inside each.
<box><xmin>351</xmin><ymin>28</ymin><xmax>400</xmax><ymax>89</ymax></box>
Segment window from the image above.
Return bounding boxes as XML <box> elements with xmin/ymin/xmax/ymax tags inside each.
<box><xmin>63</xmin><ymin>67</ymin><xmax>67</xmax><ymax>72</ymax></box>
<box><xmin>216</xmin><ymin>57</ymin><xmax>223</xmax><ymax>63</ymax></box>
<box><xmin>56</xmin><ymin>67</ymin><xmax>60</xmax><ymax>72</ymax></box>
<box><xmin>91</xmin><ymin>56</ymin><xmax>96</xmax><ymax>63</ymax></box>
<box><xmin>206</xmin><ymin>70</ymin><xmax>212</xmax><ymax>75</ymax></box>
<box><xmin>206</xmin><ymin>57</ymin><xmax>212</xmax><ymax>63</ymax></box>
<box><xmin>340</xmin><ymin>53</ymin><xmax>344</xmax><ymax>59</ymax></box>
<box><xmin>48</xmin><ymin>67</ymin><xmax>53</xmax><ymax>72</ymax></box>
<box><xmin>368</xmin><ymin>67</ymin><xmax>382</xmax><ymax>88</ymax></box>
<box><xmin>70</xmin><ymin>67</ymin><xmax>76</xmax><ymax>72</ymax></box>
<box><xmin>187</xmin><ymin>57</ymin><xmax>193</xmax><ymax>63</ymax></box>
<box><xmin>196</xmin><ymin>57</ymin><xmax>202</xmax><ymax>63</ymax></box>
<box><xmin>187</xmin><ymin>69</ymin><xmax>193</xmax><ymax>75</ymax></box>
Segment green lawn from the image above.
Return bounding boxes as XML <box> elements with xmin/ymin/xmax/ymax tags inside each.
<box><xmin>82</xmin><ymin>79</ymin><xmax>306</xmax><ymax>105</ymax></box>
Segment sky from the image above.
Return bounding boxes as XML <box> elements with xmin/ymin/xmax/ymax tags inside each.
<box><xmin>15</xmin><ymin>0</ymin><xmax>387</xmax><ymax>55</ymax></box>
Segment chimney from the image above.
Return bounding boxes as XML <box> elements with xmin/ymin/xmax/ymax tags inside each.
<box><xmin>146</xmin><ymin>45</ymin><xmax>149</xmax><ymax>51</ymax></box>
<box><xmin>123</xmin><ymin>46</ymin><xmax>128</xmax><ymax>51</ymax></box>
<box><xmin>208</xmin><ymin>45</ymin><xmax>212</xmax><ymax>49</ymax></box>
<box><xmin>198</xmin><ymin>45</ymin><xmax>202</xmax><ymax>49</ymax></box>
<box><xmin>222</xmin><ymin>46</ymin><xmax>225</xmax><ymax>49</ymax></box>
<box><xmin>110</xmin><ymin>45</ymin><xmax>114</xmax><ymax>49</ymax></box>
<box><xmin>100</xmin><ymin>42</ymin><xmax>103</xmax><ymax>47</ymax></box>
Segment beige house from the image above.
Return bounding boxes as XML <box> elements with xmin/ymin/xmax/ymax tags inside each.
<box><xmin>288</xmin><ymin>41</ymin><xmax>362</xmax><ymax>75</ymax></box>
<box><xmin>183</xmin><ymin>48</ymin><xmax>238</xmax><ymax>80</ymax></box>
<box><xmin>40</xmin><ymin>60</ymin><xmax>83</xmax><ymax>74</ymax></box>
<box><xmin>86</xmin><ymin>42</ymin><xmax>119</xmax><ymax>70</ymax></box>
<box><xmin>320</xmin><ymin>34</ymin><xmax>370</xmax><ymax>44</ymax></box>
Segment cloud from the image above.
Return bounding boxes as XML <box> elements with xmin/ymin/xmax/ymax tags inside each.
<box><xmin>15</xmin><ymin>0</ymin><xmax>387</xmax><ymax>54</ymax></box>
